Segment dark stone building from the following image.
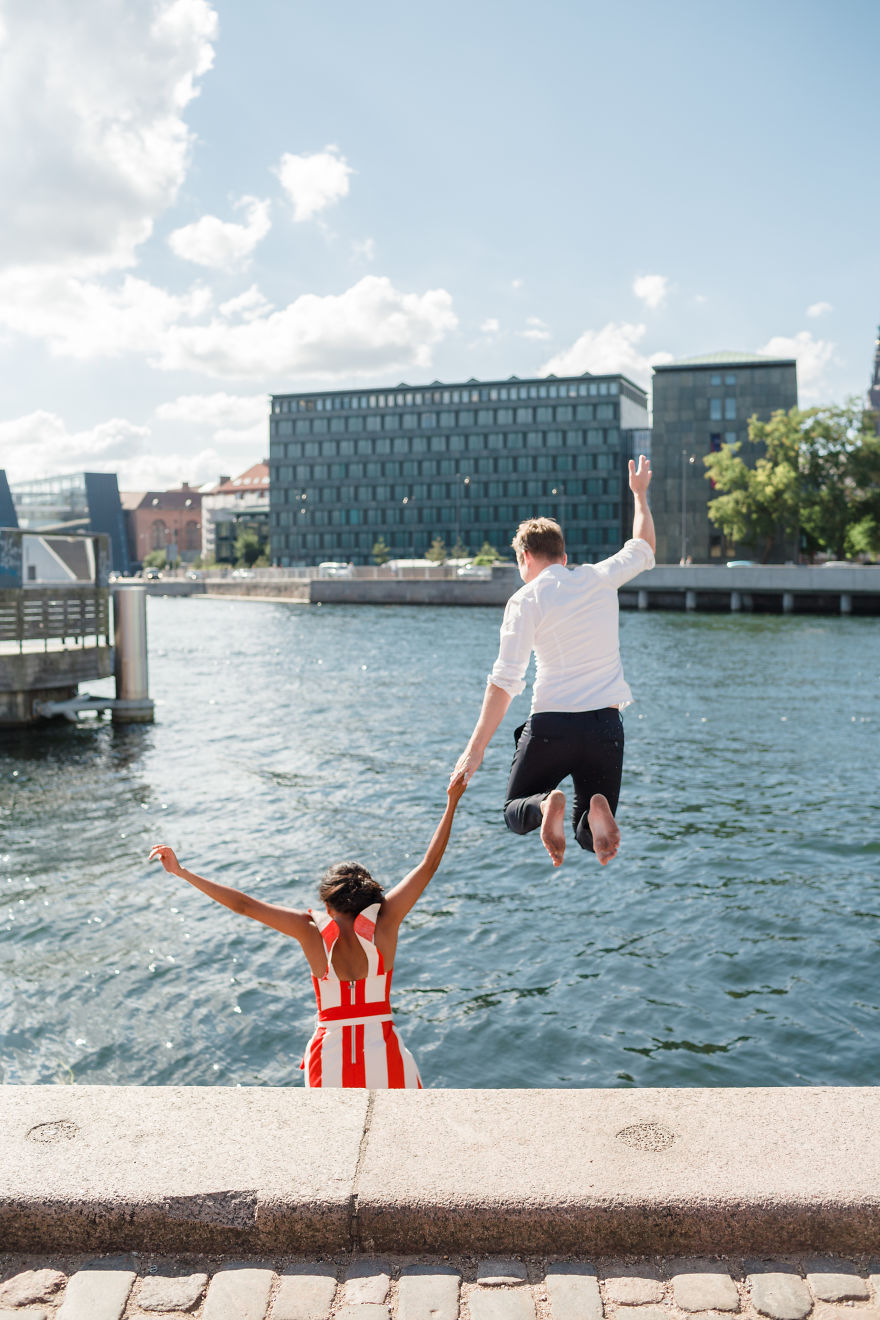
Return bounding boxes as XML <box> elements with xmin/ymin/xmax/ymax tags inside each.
<box><xmin>651</xmin><ymin>352</ymin><xmax>798</xmax><ymax>564</ymax></box>
<box><xmin>269</xmin><ymin>372</ymin><xmax>650</xmax><ymax>565</ymax></box>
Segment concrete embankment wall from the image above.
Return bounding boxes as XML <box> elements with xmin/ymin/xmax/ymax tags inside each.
<box><xmin>148</xmin><ymin>566</ymin><xmax>880</xmax><ymax>613</ymax></box>
<box><xmin>4</xmin><ymin>1085</ymin><xmax>879</xmax><ymax>1256</ymax></box>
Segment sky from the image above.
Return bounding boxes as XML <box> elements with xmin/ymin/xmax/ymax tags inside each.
<box><xmin>1</xmin><ymin>0</ymin><xmax>878</xmax><ymax>493</ymax></box>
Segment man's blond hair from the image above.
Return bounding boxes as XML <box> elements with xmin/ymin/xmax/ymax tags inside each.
<box><xmin>511</xmin><ymin>517</ymin><xmax>565</xmax><ymax>561</ymax></box>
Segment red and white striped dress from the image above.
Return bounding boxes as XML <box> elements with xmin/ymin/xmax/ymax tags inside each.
<box><xmin>300</xmin><ymin>903</ymin><xmax>422</xmax><ymax>1089</ymax></box>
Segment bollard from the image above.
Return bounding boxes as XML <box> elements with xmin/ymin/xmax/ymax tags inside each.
<box><xmin>112</xmin><ymin>583</ymin><xmax>155</xmax><ymax>723</ymax></box>
<box><xmin>730</xmin><ymin>591</ymin><xmax>742</xmax><ymax>613</ymax></box>
<box><xmin>637</xmin><ymin>589</ymin><xmax>649</xmax><ymax>611</ymax></box>
<box><xmin>840</xmin><ymin>593</ymin><xmax>852</xmax><ymax>616</ymax></box>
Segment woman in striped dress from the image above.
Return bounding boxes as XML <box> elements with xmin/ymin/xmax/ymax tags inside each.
<box><xmin>148</xmin><ymin>772</ymin><xmax>466</xmax><ymax>1089</ymax></box>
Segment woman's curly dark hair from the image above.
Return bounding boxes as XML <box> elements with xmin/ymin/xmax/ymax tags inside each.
<box><xmin>318</xmin><ymin>861</ymin><xmax>384</xmax><ymax>915</ymax></box>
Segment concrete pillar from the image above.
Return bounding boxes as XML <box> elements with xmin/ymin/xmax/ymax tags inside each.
<box><xmin>637</xmin><ymin>589</ymin><xmax>649</xmax><ymax>611</ymax></box>
<box><xmin>840</xmin><ymin>593</ymin><xmax>852</xmax><ymax>615</ymax></box>
<box><xmin>782</xmin><ymin>592</ymin><xmax>794</xmax><ymax>614</ymax></box>
<box><xmin>112</xmin><ymin>583</ymin><xmax>154</xmax><ymax>722</ymax></box>
<box><xmin>730</xmin><ymin>591</ymin><xmax>742</xmax><ymax>613</ymax></box>
<box><xmin>685</xmin><ymin>590</ymin><xmax>697</xmax><ymax>612</ymax></box>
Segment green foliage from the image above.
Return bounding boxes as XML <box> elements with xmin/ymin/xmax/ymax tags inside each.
<box><xmin>704</xmin><ymin>403</ymin><xmax>880</xmax><ymax>562</ymax></box>
<box><xmin>142</xmin><ymin>549</ymin><xmax>166</xmax><ymax>568</ymax></box>
<box><xmin>425</xmin><ymin>536</ymin><xmax>447</xmax><ymax>563</ymax></box>
<box><xmin>473</xmin><ymin>540</ymin><xmax>502</xmax><ymax>565</ymax></box>
<box><xmin>371</xmin><ymin>537</ymin><xmax>390</xmax><ymax>565</ymax></box>
<box><xmin>234</xmin><ymin>529</ymin><xmax>264</xmax><ymax>567</ymax></box>
<box><xmin>449</xmin><ymin>536</ymin><xmax>469</xmax><ymax>559</ymax></box>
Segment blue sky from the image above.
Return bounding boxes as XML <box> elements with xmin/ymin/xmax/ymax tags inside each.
<box><xmin>1</xmin><ymin>0</ymin><xmax>877</xmax><ymax>490</ymax></box>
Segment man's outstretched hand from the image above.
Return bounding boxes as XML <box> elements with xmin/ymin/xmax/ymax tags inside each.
<box><xmin>628</xmin><ymin>454</ymin><xmax>652</xmax><ymax>495</ymax></box>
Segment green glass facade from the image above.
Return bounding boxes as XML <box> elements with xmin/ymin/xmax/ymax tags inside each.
<box><xmin>269</xmin><ymin>373</ymin><xmax>649</xmax><ymax>565</ymax></box>
<box><xmin>651</xmin><ymin>354</ymin><xmax>798</xmax><ymax>564</ymax></box>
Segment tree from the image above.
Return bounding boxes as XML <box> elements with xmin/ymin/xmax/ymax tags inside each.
<box><xmin>449</xmin><ymin>536</ymin><xmax>469</xmax><ymax>559</ymax></box>
<box><xmin>705</xmin><ymin>403</ymin><xmax>880</xmax><ymax>562</ymax></box>
<box><xmin>371</xmin><ymin>537</ymin><xmax>390</xmax><ymax>565</ymax></box>
<box><xmin>425</xmin><ymin>536</ymin><xmax>446</xmax><ymax>562</ymax></box>
<box><xmin>473</xmin><ymin>540</ymin><xmax>502</xmax><ymax>565</ymax></box>
<box><xmin>143</xmin><ymin>549</ymin><xmax>166</xmax><ymax>569</ymax></box>
<box><xmin>234</xmin><ymin>529</ymin><xmax>263</xmax><ymax>567</ymax></box>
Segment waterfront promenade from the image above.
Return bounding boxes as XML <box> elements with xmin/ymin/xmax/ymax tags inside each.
<box><xmin>2</xmin><ymin>1084</ymin><xmax>880</xmax><ymax>1317</ymax></box>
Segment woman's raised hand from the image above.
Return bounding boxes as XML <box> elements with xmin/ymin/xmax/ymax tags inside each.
<box><xmin>149</xmin><ymin>844</ymin><xmax>183</xmax><ymax>876</ymax></box>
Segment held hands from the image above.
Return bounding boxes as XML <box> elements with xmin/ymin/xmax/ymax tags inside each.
<box><xmin>628</xmin><ymin>454</ymin><xmax>652</xmax><ymax>496</ymax></box>
<box><xmin>149</xmin><ymin>844</ymin><xmax>184</xmax><ymax>876</ymax></box>
<box><xmin>447</xmin><ymin>769</ymin><xmax>468</xmax><ymax>804</ymax></box>
<box><xmin>451</xmin><ymin>746</ymin><xmax>483</xmax><ymax>786</ymax></box>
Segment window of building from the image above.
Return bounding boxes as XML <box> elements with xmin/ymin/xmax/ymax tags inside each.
<box><xmin>313</xmin><ymin>463</ymin><xmax>328</xmax><ymax>479</ymax></box>
<box><xmin>724</xmin><ymin>373</ymin><xmax>737</xmax><ymax>385</ymax></box>
<box><xmin>711</xmin><ymin>374</ymin><xmax>722</xmax><ymax>386</ymax></box>
<box><xmin>340</xmin><ymin>438</ymin><xmax>355</xmax><ymax>456</ymax></box>
<box><xmin>466</xmin><ymin>433</ymin><xmax>483</xmax><ymax>451</ymax></box>
<box><xmin>724</xmin><ymin>397</ymin><xmax>736</xmax><ymax>420</ymax></box>
<box><xmin>421</xmin><ymin>412</ymin><xmax>437</xmax><ymax>427</ymax></box>
<box><xmin>556</xmin><ymin>405</ymin><xmax>574</xmax><ymax>422</ymax></box>
<box><xmin>357</xmin><ymin>438</ymin><xmax>372</xmax><ymax>455</ymax></box>
<box><xmin>710</xmin><ymin>433</ymin><xmax>722</xmax><ymax>452</ymax></box>
<box><xmin>383</xmin><ymin>414</ymin><xmax>399</xmax><ymax>431</ymax></box>
<box><xmin>497</xmin><ymin>408</ymin><xmax>514</xmax><ymax>424</ymax></box>
<box><xmin>375</xmin><ymin>436</ymin><xmax>391</xmax><ymax>455</ymax></box>
<box><xmin>709</xmin><ymin>398</ymin><xmax>722</xmax><ymax>420</ymax></box>
<box><xmin>596</xmin><ymin>403</ymin><xmax>615</xmax><ymax>420</ymax></box>
<box><xmin>535</xmin><ymin>406</ymin><xmax>553</xmax><ymax>423</ymax></box>
<box><xmin>295</xmin><ymin>419</ymin><xmax>311</xmax><ymax>436</ymax></box>
<box><xmin>393</xmin><ymin>436</ymin><xmax>409</xmax><ymax>454</ymax></box>
<box><xmin>365</xmin><ymin>416</ymin><xmax>382</xmax><ymax>432</ymax></box>
<box><xmin>150</xmin><ymin>519</ymin><xmax>166</xmax><ymax>550</ymax></box>
<box><xmin>477</xmin><ymin>409</ymin><xmax>494</xmax><ymax>425</ymax></box>
<box><xmin>412</xmin><ymin>435</ymin><xmax>428</xmax><ymax>454</ymax></box>
<box><xmin>439</xmin><ymin>411</ymin><xmax>456</xmax><ymax>426</ymax></box>
<box><xmin>458</xmin><ymin>410</ymin><xmax>475</xmax><ymax>426</ymax></box>
<box><xmin>725</xmin><ymin>430</ymin><xmax>737</xmax><ymax>445</ymax></box>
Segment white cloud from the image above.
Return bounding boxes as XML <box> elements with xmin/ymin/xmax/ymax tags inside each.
<box><xmin>480</xmin><ymin>318</ymin><xmax>500</xmax><ymax>334</ymax></box>
<box><xmin>633</xmin><ymin>274</ymin><xmax>669</xmax><ymax>310</ymax></box>
<box><xmin>694</xmin><ymin>294</ymin><xmax>708</xmax><ymax>305</ymax></box>
<box><xmin>155</xmin><ymin>392</ymin><xmax>268</xmax><ymax>429</ymax></box>
<box><xmin>757</xmin><ymin>330</ymin><xmax>835</xmax><ymax>395</ymax></box>
<box><xmin>0</xmin><ymin>410</ymin><xmax>152</xmax><ymax>484</ymax></box>
<box><xmin>541</xmin><ymin>322</ymin><xmax>673</xmax><ymax>386</ymax></box>
<box><xmin>0</xmin><ymin>0</ymin><xmax>217</xmax><ymax>277</ymax></box>
<box><xmin>352</xmin><ymin>237</ymin><xmax>376</xmax><ymax>262</ymax></box>
<box><xmin>275</xmin><ymin>146</ymin><xmax>353</xmax><ymax>222</ymax></box>
<box><xmin>218</xmin><ymin>285</ymin><xmax>274</xmax><ymax>321</ymax></box>
<box><xmin>0</xmin><ymin>269</ymin><xmax>210</xmax><ymax>359</ymax></box>
<box><xmin>520</xmin><ymin>316</ymin><xmax>550</xmax><ymax>342</ymax></box>
<box><xmin>168</xmin><ymin>197</ymin><xmax>271</xmax><ymax>269</ymax></box>
<box><xmin>156</xmin><ymin>275</ymin><xmax>458</xmax><ymax>379</ymax></box>
<box><xmin>511</xmin><ymin>279</ymin><xmax>523</xmax><ymax>290</ymax></box>
<box><xmin>806</xmin><ymin>301</ymin><xmax>833</xmax><ymax>319</ymax></box>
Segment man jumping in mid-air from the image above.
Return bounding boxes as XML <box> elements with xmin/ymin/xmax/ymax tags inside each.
<box><xmin>453</xmin><ymin>455</ymin><xmax>655</xmax><ymax>868</ymax></box>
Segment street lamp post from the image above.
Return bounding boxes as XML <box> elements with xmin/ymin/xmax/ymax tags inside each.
<box><xmin>454</xmin><ymin>474</ymin><xmax>470</xmax><ymax>551</ymax></box>
<box><xmin>297</xmin><ymin>492</ymin><xmax>307</xmax><ymax>566</ymax></box>
<box><xmin>680</xmin><ymin>450</ymin><xmax>696</xmax><ymax>564</ymax></box>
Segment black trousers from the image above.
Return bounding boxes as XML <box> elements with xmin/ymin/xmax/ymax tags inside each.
<box><xmin>503</xmin><ymin>709</ymin><xmax>624</xmax><ymax>853</ymax></box>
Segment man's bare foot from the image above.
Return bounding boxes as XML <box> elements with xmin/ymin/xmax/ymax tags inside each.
<box><xmin>540</xmin><ymin>790</ymin><xmax>566</xmax><ymax>867</ymax></box>
<box><xmin>588</xmin><ymin>793</ymin><xmax>620</xmax><ymax>865</ymax></box>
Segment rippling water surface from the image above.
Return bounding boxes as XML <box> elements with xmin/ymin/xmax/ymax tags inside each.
<box><xmin>2</xmin><ymin>597</ymin><xmax>878</xmax><ymax>1089</ymax></box>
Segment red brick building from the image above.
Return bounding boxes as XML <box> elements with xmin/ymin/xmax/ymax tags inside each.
<box><xmin>121</xmin><ymin>483</ymin><xmax>202</xmax><ymax>566</ymax></box>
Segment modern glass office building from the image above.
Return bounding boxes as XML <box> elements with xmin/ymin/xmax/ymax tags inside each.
<box><xmin>651</xmin><ymin>352</ymin><xmax>798</xmax><ymax>563</ymax></box>
<box><xmin>269</xmin><ymin>372</ymin><xmax>650</xmax><ymax>565</ymax></box>
<box><xmin>8</xmin><ymin>471</ymin><xmax>129</xmax><ymax>572</ymax></box>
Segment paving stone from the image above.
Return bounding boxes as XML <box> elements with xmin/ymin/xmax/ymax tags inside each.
<box><xmin>812</xmin><ymin>1308</ymin><xmax>880</xmax><ymax>1320</ymax></box>
<box><xmin>57</xmin><ymin>1261</ymin><xmax>136</xmax><ymax>1320</ymax></box>
<box><xmin>603</xmin><ymin>1264</ymin><xmax>664</xmax><ymax>1307</ymax></box>
<box><xmin>0</xmin><ymin>1269</ymin><xmax>66</xmax><ymax>1306</ymax></box>
<box><xmin>670</xmin><ymin>1263</ymin><xmax>739</xmax><ymax>1313</ymax></box>
<box><xmin>272</xmin><ymin>1265</ymin><xmax>338</xmax><ymax>1320</ymax></box>
<box><xmin>334</xmin><ymin>1305</ymin><xmax>391</xmax><ymax>1320</ymax></box>
<box><xmin>343</xmin><ymin>1263</ymin><xmax>392</xmax><ymax>1305</ymax></box>
<box><xmin>202</xmin><ymin>1264</ymin><xmax>274</xmax><ymax>1320</ymax></box>
<box><xmin>469</xmin><ymin>1287</ymin><xmax>537</xmax><ymax>1320</ymax></box>
<box><xmin>0</xmin><ymin>1310</ymin><xmax>47</xmax><ymax>1320</ymax></box>
<box><xmin>803</xmin><ymin>1262</ymin><xmax>869</xmax><ymax>1303</ymax></box>
<box><xmin>477</xmin><ymin>1261</ymin><xmax>528</xmax><ymax>1287</ymax></box>
<box><xmin>398</xmin><ymin>1266</ymin><xmax>461</xmax><ymax>1320</ymax></box>
<box><xmin>545</xmin><ymin>1264</ymin><xmax>603</xmax><ymax>1320</ymax></box>
<box><xmin>137</xmin><ymin>1270</ymin><xmax>209</xmax><ymax>1312</ymax></box>
<box><xmin>608</xmin><ymin>1309</ymin><xmax>668</xmax><ymax>1320</ymax></box>
<box><xmin>746</xmin><ymin>1269</ymin><xmax>812</xmax><ymax>1320</ymax></box>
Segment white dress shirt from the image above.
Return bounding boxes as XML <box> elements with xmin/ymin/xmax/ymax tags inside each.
<box><xmin>487</xmin><ymin>538</ymin><xmax>655</xmax><ymax>714</ymax></box>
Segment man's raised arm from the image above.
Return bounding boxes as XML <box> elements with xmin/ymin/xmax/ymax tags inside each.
<box><xmin>628</xmin><ymin>454</ymin><xmax>655</xmax><ymax>551</ymax></box>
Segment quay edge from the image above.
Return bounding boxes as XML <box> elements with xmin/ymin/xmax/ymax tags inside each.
<box><xmin>2</xmin><ymin>1085</ymin><xmax>879</xmax><ymax>1256</ymax></box>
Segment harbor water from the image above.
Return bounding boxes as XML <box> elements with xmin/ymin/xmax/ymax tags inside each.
<box><xmin>2</xmin><ymin>597</ymin><xmax>878</xmax><ymax>1089</ymax></box>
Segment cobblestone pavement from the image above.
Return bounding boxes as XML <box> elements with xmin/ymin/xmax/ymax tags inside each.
<box><xmin>0</xmin><ymin>1254</ymin><xmax>878</xmax><ymax>1320</ymax></box>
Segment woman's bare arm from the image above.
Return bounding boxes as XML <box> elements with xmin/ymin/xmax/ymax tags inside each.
<box><xmin>148</xmin><ymin>845</ymin><xmax>314</xmax><ymax>942</ymax></box>
<box><xmin>378</xmin><ymin>774</ymin><xmax>467</xmax><ymax>940</ymax></box>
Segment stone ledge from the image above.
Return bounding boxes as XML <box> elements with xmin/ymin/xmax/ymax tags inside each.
<box><xmin>2</xmin><ymin>1087</ymin><xmax>879</xmax><ymax>1255</ymax></box>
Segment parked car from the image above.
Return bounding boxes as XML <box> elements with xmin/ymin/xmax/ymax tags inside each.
<box><xmin>318</xmin><ymin>561</ymin><xmax>353</xmax><ymax>578</ymax></box>
<box><xmin>725</xmin><ymin>560</ymin><xmax>755</xmax><ymax>568</ymax></box>
<box><xmin>456</xmin><ymin>562</ymin><xmax>492</xmax><ymax>580</ymax></box>
<box><xmin>144</xmin><ymin>567</ymin><xmax>161</xmax><ymax>580</ymax></box>
<box><xmin>231</xmin><ymin>568</ymin><xmax>255</xmax><ymax>579</ymax></box>
<box><xmin>185</xmin><ymin>569</ymin><xmax>204</xmax><ymax>580</ymax></box>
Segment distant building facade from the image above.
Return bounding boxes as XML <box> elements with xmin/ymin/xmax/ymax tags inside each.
<box><xmin>121</xmin><ymin>484</ymin><xmax>202</xmax><ymax>566</ymax></box>
<box><xmin>269</xmin><ymin>373</ymin><xmax>650</xmax><ymax>566</ymax></box>
<box><xmin>201</xmin><ymin>461</ymin><xmax>270</xmax><ymax>563</ymax></box>
<box><xmin>651</xmin><ymin>352</ymin><xmax>798</xmax><ymax>563</ymax></box>
<box><xmin>8</xmin><ymin>471</ymin><xmax>129</xmax><ymax>572</ymax></box>
<box><xmin>868</xmin><ymin>324</ymin><xmax>880</xmax><ymax>435</ymax></box>
<box><xmin>0</xmin><ymin>471</ymin><xmax>17</xmax><ymax>528</ymax></box>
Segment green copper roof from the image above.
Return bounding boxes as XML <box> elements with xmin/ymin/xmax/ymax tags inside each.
<box><xmin>656</xmin><ymin>350</ymin><xmax>796</xmax><ymax>369</ymax></box>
